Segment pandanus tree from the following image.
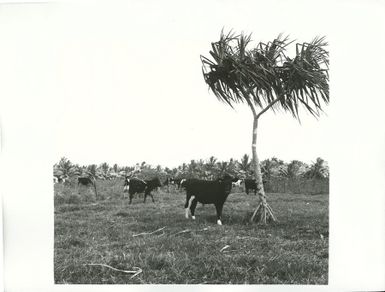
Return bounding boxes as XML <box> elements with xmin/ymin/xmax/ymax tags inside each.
<box><xmin>201</xmin><ymin>31</ymin><xmax>329</xmax><ymax>223</ymax></box>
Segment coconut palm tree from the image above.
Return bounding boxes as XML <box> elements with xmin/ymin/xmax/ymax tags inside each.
<box><xmin>86</xmin><ymin>164</ymin><xmax>97</xmax><ymax>179</ymax></box>
<box><xmin>187</xmin><ymin>159</ymin><xmax>198</xmax><ymax>178</ymax></box>
<box><xmin>261</xmin><ymin>157</ymin><xmax>286</xmax><ymax>180</ymax></box>
<box><xmin>226</xmin><ymin>158</ymin><xmax>238</xmax><ymax>177</ymax></box>
<box><xmin>201</xmin><ymin>30</ymin><xmax>329</xmax><ymax>223</ymax></box>
<box><xmin>238</xmin><ymin>154</ymin><xmax>251</xmax><ymax>177</ymax></box>
<box><xmin>216</xmin><ymin>161</ymin><xmax>229</xmax><ymax>177</ymax></box>
<box><xmin>55</xmin><ymin>157</ymin><xmax>76</xmax><ymax>179</ymax></box>
<box><xmin>283</xmin><ymin>160</ymin><xmax>308</xmax><ymax>179</ymax></box>
<box><xmin>205</xmin><ymin>156</ymin><xmax>218</xmax><ymax>179</ymax></box>
<box><xmin>305</xmin><ymin>157</ymin><xmax>329</xmax><ymax>179</ymax></box>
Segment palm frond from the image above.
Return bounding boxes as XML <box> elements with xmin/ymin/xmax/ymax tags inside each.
<box><xmin>201</xmin><ymin>31</ymin><xmax>329</xmax><ymax>119</ymax></box>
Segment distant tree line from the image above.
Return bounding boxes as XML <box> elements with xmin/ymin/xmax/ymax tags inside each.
<box><xmin>53</xmin><ymin>155</ymin><xmax>329</xmax><ymax>182</ymax></box>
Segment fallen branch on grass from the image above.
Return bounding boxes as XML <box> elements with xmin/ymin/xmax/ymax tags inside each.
<box><xmin>84</xmin><ymin>264</ymin><xmax>142</xmax><ymax>278</ymax></box>
<box><xmin>170</xmin><ymin>227</ymin><xmax>210</xmax><ymax>236</ymax></box>
<box><xmin>235</xmin><ymin>236</ymin><xmax>263</xmax><ymax>240</ymax></box>
<box><xmin>171</xmin><ymin>229</ymin><xmax>191</xmax><ymax>236</ymax></box>
<box><xmin>220</xmin><ymin>245</ymin><xmax>230</xmax><ymax>252</ymax></box>
<box><xmin>132</xmin><ymin>227</ymin><xmax>165</xmax><ymax>237</ymax></box>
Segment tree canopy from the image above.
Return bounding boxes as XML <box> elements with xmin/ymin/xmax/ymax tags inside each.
<box><xmin>201</xmin><ymin>31</ymin><xmax>329</xmax><ymax>120</ymax></box>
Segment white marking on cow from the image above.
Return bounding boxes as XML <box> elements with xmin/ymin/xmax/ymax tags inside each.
<box><xmin>185</xmin><ymin>196</ymin><xmax>195</xmax><ymax>219</ymax></box>
<box><xmin>192</xmin><ymin>216</ymin><xmax>195</xmax><ymax>220</ymax></box>
<box><xmin>232</xmin><ymin>179</ymin><xmax>242</xmax><ymax>187</ymax></box>
<box><xmin>217</xmin><ymin>219</ymin><xmax>222</xmax><ymax>225</ymax></box>
<box><xmin>188</xmin><ymin>196</ymin><xmax>195</xmax><ymax>207</ymax></box>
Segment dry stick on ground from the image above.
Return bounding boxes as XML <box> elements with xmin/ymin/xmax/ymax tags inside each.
<box><xmin>220</xmin><ymin>245</ymin><xmax>230</xmax><ymax>252</ymax></box>
<box><xmin>171</xmin><ymin>229</ymin><xmax>191</xmax><ymax>236</ymax></box>
<box><xmin>84</xmin><ymin>264</ymin><xmax>142</xmax><ymax>279</ymax></box>
<box><xmin>132</xmin><ymin>227</ymin><xmax>165</xmax><ymax>237</ymax></box>
<box><xmin>170</xmin><ymin>227</ymin><xmax>210</xmax><ymax>236</ymax></box>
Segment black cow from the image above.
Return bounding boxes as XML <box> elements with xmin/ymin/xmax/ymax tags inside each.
<box><xmin>162</xmin><ymin>177</ymin><xmax>173</xmax><ymax>192</ymax></box>
<box><xmin>244</xmin><ymin>179</ymin><xmax>257</xmax><ymax>195</ymax></box>
<box><xmin>78</xmin><ymin>177</ymin><xmax>98</xmax><ymax>197</ymax></box>
<box><xmin>183</xmin><ymin>175</ymin><xmax>234</xmax><ymax>225</ymax></box>
<box><xmin>244</xmin><ymin>179</ymin><xmax>267</xmax><ymax>195</ymax></box>
<box><xmin>171</xmin><ymin>178</ymin><xmax>183</xmax><ymax>189</ymax></box>
<box><xmin>123</xmin><ymin>177</ymin><xmax>162</xmax><ymax>204</ymax></box>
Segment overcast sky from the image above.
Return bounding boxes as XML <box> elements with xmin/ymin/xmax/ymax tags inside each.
<box><xmin>38</xmin><ymin>0</ymin><xmax>334</xmax><ymax>168</ymax></box>
<box><xmin>1</xmin><ymin>0</ymin><xmax>384</xmax><ymax>170</ymax></box>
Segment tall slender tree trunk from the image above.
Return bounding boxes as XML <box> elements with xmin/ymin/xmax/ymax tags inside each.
<box><xmin>249</xmin><ymin>116</ymin><xmax>277</xmax><ymax>223</ymax></box>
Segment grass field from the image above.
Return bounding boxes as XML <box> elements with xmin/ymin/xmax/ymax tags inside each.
<box><xmin>54</xmin><ymin>179</ymin><xmax>329</xmax><ymax>284</ymax></box>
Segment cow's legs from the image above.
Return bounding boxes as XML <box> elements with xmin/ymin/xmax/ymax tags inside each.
<box><xmin>144</xmin><ymin>191</ymin><xmax>155</xmax><ymax>203</ymax></box>
<box><xmin>123</xmin><ymin>185</ymin><xmax>129</xmax><ymax>199</ymax></box>
<box><xmin>184</xmin><ymin>195</ymin><xmax>190</xmax><ymax>208</ymax></box>
<box><xmin>246</xmin><ymin>187</ymin><xmax>249</xmax><ymax>195</ymax></box>
<box><xmin>184</xmin><ymin>195</ymin><xmax>195</xmax><ymax>219</ymax></box>
<box><xmin>129</xmin><ymin>193</ymin><xmax>133</xmax><ymax>204</ymax></box>
<box><xmin>215</xmin><ymin>203</ymin><xmax>224</xmax><ymax>225</ymax></box>
<box><xmin>147</xmin><ymin>190</ymin><xmax>155</xmax><ymax>203</ymax></box>
<box><xmin>190</xmin><ymin>198</ymin><xmax>198</xmax><ymax>220</ymax></box>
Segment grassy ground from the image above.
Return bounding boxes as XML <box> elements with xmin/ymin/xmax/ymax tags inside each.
<box><xmin>54</xmin><ymin>179</ymin><xmax>328</xmax><ymax>284</ymax></box>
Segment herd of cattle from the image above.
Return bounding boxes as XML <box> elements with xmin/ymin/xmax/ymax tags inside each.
<box><xmin>59</xmin><ymin>175</ymin><xmax>261</xmax><ymax>225</ymax></box>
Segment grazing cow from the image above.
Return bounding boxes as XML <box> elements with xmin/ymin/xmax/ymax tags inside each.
<box><xmin>171</xmin><ymin>178</ymin><xmax>182</xmax><ymax>189</ymax></box>
<box><xmin>123</xmin><ymin>177</ymin><xmax>162</xmax><ymax>204</ymax></box>
<box><xmin>244</xmin><ymin>179</ymin><xmax>257</xmax><ymax>195</ymax></box>
<box><xmin>183</xmin><ymin>175</ymin><xmax>234</xmax><ymax>225</ymax></box>
<box><xmin>78</xmin><ymin>176</ymin><xmax>98</xmax><ymax>197</ymax></box>
<box><xmin>244</xmin><ymin>179</ymin><xmax>268</xmax><ymax>195</ymax></box>
<box><xmin>162</xmin><ymin>177</ymin><xmax>172</xmax><ymax>192</ymax></box>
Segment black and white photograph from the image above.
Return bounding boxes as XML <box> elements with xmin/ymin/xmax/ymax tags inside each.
<box><xmin>1</xmin><ymin>0</ymin><xmax>385</xmax><ymax>291</ymax></box>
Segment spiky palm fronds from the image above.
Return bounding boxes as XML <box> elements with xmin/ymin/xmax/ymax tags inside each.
<box><xmin>238</xmin><ymin>154</ymin><xmax>251</xmax><ymax>173</ymax></box>
<box><xmin>201</xmin><ymin>31</ymin><xmax>329</xmax><ymax>119</ymax></box>
<box><xmin>305</xmin><ymin>157</ymin><xmax>329</xmax><ymax>179</ymax></box>
<box><xmin>56</xmin><ymin>157</ymin><xmax>76</xmax><ymax>177</ymax></box>
<box><xmin>281</xmin><ymin>160</ymin><xmax>308</xmax><ymax>178</ymax></box>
